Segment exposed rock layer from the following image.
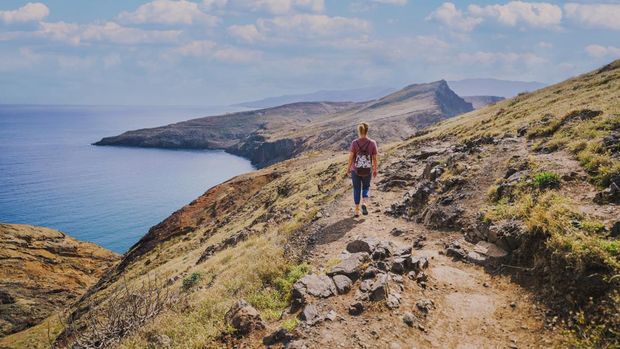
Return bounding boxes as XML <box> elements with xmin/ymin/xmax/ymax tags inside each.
<box><xmin>0</xmin><ymin>223</ymin><xmax>118</xmax><ymax>338</ymax></box>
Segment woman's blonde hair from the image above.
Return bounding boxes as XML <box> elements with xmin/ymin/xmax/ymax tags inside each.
<box><xmin>357</xmin><ymin>122</ymin><xmax>369</xmax><ymax>136</ymax></box>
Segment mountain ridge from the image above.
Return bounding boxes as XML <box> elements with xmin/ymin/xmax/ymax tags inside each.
<box><xmin>95</xmin><ymin>80</ymin><xmax>473</xmax><ymax>168</ymax></box>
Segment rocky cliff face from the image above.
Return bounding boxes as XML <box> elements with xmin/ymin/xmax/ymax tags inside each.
<box><xmin>94</xmin><ymin>82</ymin><xmax>473</xmax><ymax>168</ymax></box>
<box><xmin>0</xmin><ymin>223</ymin><xmax>118</xmax><ymax>338</ymax></box>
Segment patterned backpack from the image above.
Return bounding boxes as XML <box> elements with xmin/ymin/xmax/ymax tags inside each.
<box><xmin>354</xmin><ymin>140</ymin><xmax>372</xmax><ymax>177</ymax></box>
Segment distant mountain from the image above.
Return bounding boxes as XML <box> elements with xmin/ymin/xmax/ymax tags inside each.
<box><xmin>95</xmin><ymin>80</ymin><xmax>472</xmax><ymax>168</ymax></box>
<box><xmin>463</xmin><ymin>95</ymin><xmax>505</xmax><ymax>109</ymax></box>
<box><xmin>448</xmin><ymin>79</ymin><xmax>546</xmax><ymax>98</ymax></box>
<box><xmin>233</xmin><ymin>86</ymin><xmax>397</xmax><ymax>109</ymax></box>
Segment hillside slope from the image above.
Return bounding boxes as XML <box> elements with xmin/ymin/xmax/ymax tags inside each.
<box><xmin>0</xmin><ymin>223</ymin><xmax>118</xmax><ymax>339</ymax></box>
<box><xmin>40</xmin><ymin>60</ymin><xmax>620</xmax><ymax>349</ymax></box>
<box><xmin>94</xmin><ymin>81</ymin><xmax>473</xmax><ymax>168</ymax></box>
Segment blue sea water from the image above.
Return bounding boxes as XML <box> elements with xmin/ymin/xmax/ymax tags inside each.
<box><xmin>0</xmin><ymin>105</ymin><xmax>254</xmax><ymax>253</ymax></box>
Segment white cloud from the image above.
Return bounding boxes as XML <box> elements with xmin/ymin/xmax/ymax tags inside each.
<box><xmin>202</xmin><ymin>0</ymin><xmax>229</xmax><ymax>9</ymax></box>
<box><xmin>38</xmin><ymin>21</ymin><xmax>181</xmax><ymax>45</ymax></box>
<box><xmin>229</xmin><ymin>14</ymin><xmax>371</xmax><ymax>42</ymax></box>
<box><xmin>208</xmin><ymin>0</ymin><xmax>324</xmax><ymax>15</ymax></box>
<box><xmin>468</xmin><ymin>1</ymin><xmax>562</xmax><ymax>29</ymax></box>
<box><xmin>0</xmin><ymin>2</ymin><xmax>49</xmax><ymax>24</ymax></box>
<box><xmin>538</xmin><ymin>41</ymin><xmax>553</xmax><ymax>49</ymax></box>
<box><xmin>458</xmin><ymin>51</ymin><xmax>547</xmax><ymax>66</ymax></box>
<box><xmin>213</xmin><ymin>47</ymin><xmax>262</xmax><ymax>62</ymax></box>
<box><xmin>118</xmin><ymin>0</ymin><xmax>218</xmax><ymax>26</ymax></box>
<box><xmin>168</xmin><ymin>40</ymin><xmax>262</xmax><ymax>63</ymax></box>
<box><xmin>171</xmin><ymin>39</ymin><xmax>217</xmax><ymax>56</ymax></box>
<box><xmin>426</xmin><ymin>3</ymin><xmax>482</xmax><ymax>32</ymax></box>
<box><xmin>565</xmin><ymin>3</ymin><xmax>620</xmax><ymax>30</ymax></box>
<box><xmin>373</xmin><ymin>0</ymin><xmax>407</xmax><ymax>5</ymax></box>
<box><xmin>428</xmin><ymin>1</ymin><xmax>561</xmax><ymax>32</ymax></box>
<box><xmin>228</xmin><ymin>24</ymin><xmax>264</xmax><ymax>42</ymax></box>
<box><xmin>585</xmin><ymin>44</ymin><xmax>620</xmax><ymax>59</ymax></box>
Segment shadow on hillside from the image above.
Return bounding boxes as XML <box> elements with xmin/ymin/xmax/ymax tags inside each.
<box><xmin>316</xmin><ymin>217</ymin><xmax>362</xmax><ymax>245</ymax></box>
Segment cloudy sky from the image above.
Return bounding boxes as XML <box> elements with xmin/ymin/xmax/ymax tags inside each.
<box><xmin>1</xmin><ymin>0</ymin><xmax>619</xmax><ymax>105</ymax></box>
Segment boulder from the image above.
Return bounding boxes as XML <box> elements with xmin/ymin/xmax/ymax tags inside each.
<box><xmin>369</xmin><ymin>273</ymin><xmax>389</xmax><ymax>301</ymax></box>
<box><xmin>467</xmin><ymin>251</ymin><xmax>488</xmax><ymax>265</ymax></box>
<box><xmin>421</xmin><ymin>204</ymin><xmax>464</xmax><ymax>230</ymax></box>
<box><xmin>388</xmin><ymin>180</ymin><xmax>435</xmax><ymax>219</ymax></box>
<box><xmin>327</xmin><ymin>252</ymin><xmax>370</xmax><ymax>280</ymax></box>
<box><xmin>300</xmin><ymin>304</ymin><xmax>322</xmax><ymax>325</ymax></box>
<box><xmin>594</xmin><ymin>183</ymin><xmax>620</xmax><ymax>204</ymax></box>
<box><xmin>405</xmin><ymin>256</ymin><xmax>429</xmax><ymax>272</ymax></box>
<box><xmin>263</xmin><ymin>328</ymin><xmax>296</xmax><ymax>346</ymax></box>
<box><xmin>292</xmin><ymin>274</ymin><xmax>336</xmax><ymax>306</ymax></box>
<box><xmin>146</xmin><ymin>332</ymin><xmax>172</xmax><ymax>348</ymax></box>
<box><xmin>403</xmin><ymin>312</ymin><xmax>416</xmax><ymax>327</ymax></box>
<box><xmin>487</xmin><ymin>220</ymin><xmax>524</xmax><ymax>251</ymax></box>
<box><xmin>346</xmin><ymin>238</ymin><xmax>377</xmax><ymax>254</ymax></box>
<box><xmin>331</xmin><ymin>275</ymin><xmax>353</xmax><ymax>294</ymax></box>
<box><xmin>348</xmin><ymin>301</ymin><xmax>364</xmax><ymax>316</ymax></box>
<box><xmin>390</xmin><ymin>228</ymin><xmax>406</xmax><ymax>236</ymax></box>
<box><xmin>473</xmin><ymin>241</ymin><xmax>508</xmax><ymax>262</ymax></box>
<box><xmin>386</xmin><ymin>292</ymin><xmax>401</xmax><ymax>309</ymax></box>
<box><xmin>362</xmin><ymin>266</ymin><xmax>380</xmax><ymax>279</ymax></box>
<box><xmin>395</xmin><ymin>245</ymin><xmax>413</xmax><ymax>256</ymax></box>
<box><xmin>225</xmin><ymin>300</ymin><xmax>265</xmax><ymax>335</ymax></box>
<box><xmin>359</xmin><ymin>279</ymin><xmax>373</xmax><ymax>292</ymax></box>
<box><xmin>611</xmin><ymin>222</ymin><xmax>620</xmax><ymax>238</ymax></box>
<box><xmin>416</xmin><ymin>299</ymin><xmax>434</xmax><ymax>314</ymax></box>
<box><xmin>371</xmin><ymin>241</ymin><xmax>395</xmax><ymax>260</ymax></box>
<box><xmin>391</xmin><ymin>257</ymin><xmax>407</xmax><ymax>274</ymax></box>
<box><xmin>446</xmin><ymin>241</ymin><xmax>468</xmax><ymax>260</ymax></box>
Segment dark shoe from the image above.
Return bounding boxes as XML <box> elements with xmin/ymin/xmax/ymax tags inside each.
<box><xmin>361</xmin><ymin>204</ymin><xmax>368</xmax><ymax>216</ymax></box>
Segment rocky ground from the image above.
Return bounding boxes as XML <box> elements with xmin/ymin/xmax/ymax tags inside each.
<box><xmin>224</xmin><ymin>132</ymin><xmax>618</xmax><ymax>348</ymax></box>
<box><xmin>0</xmin><ymin>223</ymin><xmax>119</xmax><ymax>338</ymax></box>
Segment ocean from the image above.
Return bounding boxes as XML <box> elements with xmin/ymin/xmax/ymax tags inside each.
<box><xmin>0</xmin><ymin>105</ymin><xmax>254</xmax><ymax>253</ymax></box>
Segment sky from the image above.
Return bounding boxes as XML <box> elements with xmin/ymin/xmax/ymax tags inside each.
<box><xmin>0</xmin><ymin>0</ymin><xmax>619</xmax><ymax>105</ymax></box>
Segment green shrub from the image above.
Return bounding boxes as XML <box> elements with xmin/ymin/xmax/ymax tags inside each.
<box><xmin>532</xmin><ymin>171</ymin><xmax>561</xmax><ymax>190</ymax></box>
<box><xmin>273</xmin><ymin>263</ymin><xmax>310</xmax><ymax>301</ymax></box>
<box><xmin>182</xmin><ymin>272</ymin><xmax>202</xmax><ymax>290</ymax></box>
<box><xmin>281</xmin><ymin>318</ymin><xmax>299</xmax><ymax>331</ymax></box>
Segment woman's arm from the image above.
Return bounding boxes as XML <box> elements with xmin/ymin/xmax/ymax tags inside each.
<box><xmin>345</xmin><ymin>151</ymin><xmax>354</xmax><ymax>177</ymax></box>
<box><xmin>372</xmin><ymin>154</ymin><xmax>378</xmax><ymax>177</ymax></box>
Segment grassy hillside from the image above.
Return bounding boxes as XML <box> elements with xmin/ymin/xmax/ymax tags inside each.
<box><xmin>6</xmin><ymin>60</ymin><xmax>616</xmax><ymax>348</ymax></box>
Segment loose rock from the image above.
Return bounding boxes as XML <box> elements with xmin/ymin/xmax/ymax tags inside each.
<box><xmin>348</xmin><ymin>301</ymin><xmax>364</xmax><ymax>316</ymax></box>
<box><xmin>416</xmin><ymin>299</ymin><xmax>434</xmax><ymax>314</ymax></box>
<box><xmin>225</xmin><ymin>299</ymin><xmax>265</xmax><ymax>335</ymax></box>
<box><xmin>369</xmin><ymin>274</ymin><xmax>389</xmax><ymax>301</ymax></box>
<box><xmin>403</xmin><ymin>312</ymin><xmax>416</xmax><ymax>327</ymax></box>
<box><xmin>332</xmin><ymin>274</ymin><xmax>353</xmax><ymax>294</ymax></box>
<box><xmin>328</xmin><ymin>252</ymin><xmax>370</xmax><ymax>280</ymax></box>
<box><xmin>300</xmin><ymin>303</ymin><xmax>322</xmax><ymax>325</ymax></box>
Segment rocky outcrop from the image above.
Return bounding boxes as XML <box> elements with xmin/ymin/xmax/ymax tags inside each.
<box><xmin>0</xmin><ymin>223</ymin><xmax>118</xmax><ymax>338</ymax></box>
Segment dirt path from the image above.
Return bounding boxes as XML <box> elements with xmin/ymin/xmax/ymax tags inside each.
<box><xmin>293</xmin><ymin>171</ymin><xmax>563</xmax><ymax>349</ymax></box>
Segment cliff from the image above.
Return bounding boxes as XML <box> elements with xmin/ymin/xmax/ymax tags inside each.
<box><xmin>94</xmin><ymin>81</ymin><xmax>473</xmax><ymax>168</ymax></box>
<box><xmin>44</xmin><ymin>60</ymin><xmax>620</xmax><ymax>348</ymax></box>
<box><xmin>0</xmin><ymin>223</ymin><xmax>118</xmax><ymax>339</ymax></box>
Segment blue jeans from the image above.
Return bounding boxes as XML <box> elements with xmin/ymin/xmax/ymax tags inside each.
<box><xmin>351</xmin><ymin>171</ymin><xmax>371</xmax><ymax>205</ymax></box>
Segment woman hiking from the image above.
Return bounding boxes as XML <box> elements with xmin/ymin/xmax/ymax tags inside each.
<box><xmin>345</xmin><ymin>122</ymin><xmax>378</xmax><ymax>218</ymax></box>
